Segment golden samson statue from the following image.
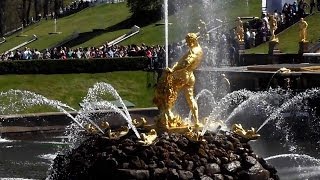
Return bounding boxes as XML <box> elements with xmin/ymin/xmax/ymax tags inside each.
<box><xmin>154</xmin><ymin>33</ymin><xmax>203</xmax><ymax>130</ymax></box>
<box><xmin>83</xmin><ymin>32</ymin><xmax>260</xmax><ymax>143</ymax></box>
<box><xmin>299</xmin><ymin>18</ymin><xmax>308</xmax><ymax>42</ymax></box>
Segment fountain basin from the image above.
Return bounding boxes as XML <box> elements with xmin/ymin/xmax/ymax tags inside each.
<box><xmin>0</xmin><ymin>108</ymin><xmax>159</xmax><ymax>136</ymax></box>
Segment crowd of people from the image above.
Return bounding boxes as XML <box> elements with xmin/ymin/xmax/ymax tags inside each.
<box><xmin>0</xmin><ymin>43</ymin><xmax>167</xmax><ymax>69</ymax></box>
<box><xmin>1</xmin><ymin>0</ymin><xmax>317</xmax><ymax>68</ymax></box>
<box><xmin>46</xmin><ymin>0</ymin><xmax>95</xmax><ymax>20</ymax></box>
<box><xmin>53</xmin><ymin>0</ymin><xmax>125</xmax><ymax>19</ymax></box>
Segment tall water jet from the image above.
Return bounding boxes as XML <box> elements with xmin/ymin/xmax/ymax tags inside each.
<box><xmin>265</xmin><ymin>154</ymin><xmax>320</xmax><ymax>179</ymax></box>
<box><xmin>80</xmin><ymin>82</ymin><xmax>140</xmax><ymax>138</ymax></box>
<box><xmin>257</xmin><ymin>88</ymin><xmax>320</xmax><ymax>132</ymax></box>
<box><xmin>0</xmin><ymin>90</ymin><xmax>85</xmax><ymax>129</ymax></box>
<box><xmin>164</xmin><ymin>0</ymin><xmax>169</xmax><ymax>67</ymax></box>
<box><xmin>224</xmin><ymin>88</ymin><xmax>289</xmax><ymax>125</ymax></box>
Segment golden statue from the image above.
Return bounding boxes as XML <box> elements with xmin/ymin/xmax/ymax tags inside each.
<box><xmin>106</xmin><ymin>126</ymin><xmax>129</xmax><ymax>140</ymax></box>
<box><xmin>185</xmin><ymin>126</ymin><xmax>205</xmax><ymax>142</ymax></box>
<box><xmin>138</xmin><ymin>129</ymin><xmax>157</xmax><ymax>146</ymax></box>
<box><xmin>236</xmin><ymin>17</ymin><xmax>244</xmax><ymax>43</ymax></box>
<box><xmin>85</xmin><ymin>123</ymin><xmax>99</xmax><ymax>134</ymax></box>
<box><xmin>82</xmin><ymin>33</ymin><xmax>263</xmax><ymax>144</ymax></box>
<box><xmin>231</xmin><ymin>124</ymin><xmax>260</xmax><ymax>141</ymax></box>
<box><xmin>154</xmin><ymin>33</ymin><xmax>203</xmax><ymax>130</ymax></box>
<box><xmin>269</xmin><ymin>15</ymin><xmax>278</xmax><ymax>42</ymax></box>
<box><xmin>133</xmin><ymin>117</ymin><xmax>147</xmax><ymax>128</ymax></box>
<box><xmin>299</xmin><ymin>18</ymin><xmax>308</xmax><ymax>42</ymax></box>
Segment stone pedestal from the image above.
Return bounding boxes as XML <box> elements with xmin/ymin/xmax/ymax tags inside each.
<box><xmin>298</xmin><ymin>41</ymin><xmax>309</xmax><ymax>54</ymax></box>
<box><xmin>268</xmin><ymin>40</ymin><xmax>280</xmax><ymax>54</ymax></box>
<box><xmin>238</xmin><ymin>42</ymin><xmax>245</xmax><ymax>50</ymax></box>
<box><xmin>238</xmin><ymin>42</ymin><xmax>245</xmax><ymax>55</ymax></box>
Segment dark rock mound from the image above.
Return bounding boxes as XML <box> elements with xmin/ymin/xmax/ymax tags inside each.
<box><xmin>48</xmin><ymin>132</ymin><xmax>279</xmax><ymax>180</ymax></box>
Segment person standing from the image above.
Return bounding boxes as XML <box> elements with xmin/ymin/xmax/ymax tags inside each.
<box><xmin>310</xmin><ymin>0</ymin><xmax>316</xmax><ymax>13</ymax></box>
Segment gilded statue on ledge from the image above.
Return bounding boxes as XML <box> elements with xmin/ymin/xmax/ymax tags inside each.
<box><xmin>299</xmin><ymin>18</ymin><xmax>308</xmax><ymax>42</ymax></box>
<box><xmin>236</xmin><ymin>17</ymin><xmax>244</xmax><ymax>43</ymax></box>
<box><xmin>154</xmin><ymin>33</ymin><xmax>203</xmax><ymax>131</ymax></box>
<box><xmin>269</xmin><ymin>14</ymin><xmax>279</xmax><ymax>42</ymax></box>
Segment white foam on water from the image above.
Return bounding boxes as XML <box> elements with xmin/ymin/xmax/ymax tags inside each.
<box><xmin>52</xmin><ymin>136</ymin><xmax>70</xmax><ymax>139</ymax></box>
<box><xmin>2</xmin><ymin>179</ymin><xmax>37</xmax><ymax>180</ymax></box>
<box><xmin>38</xmin><ymin>153</ymin><xmax>58</xmax><ymax>161</ymax></box>
<box><xmin>0</xmin><ymin>138</ymin><xmax>13</xmax><ymax>143</ymax></box>
<box><xmin>33</xmin><ymin>141</ymin><xmax>70</xmax><ymax>145</ymax></box>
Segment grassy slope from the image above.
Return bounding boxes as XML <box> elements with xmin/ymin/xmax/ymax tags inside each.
<box><xmin>0</xmin><ymin>71</ymin><xmax>156</xmax><ymax>114</ymax></box>
<box><xmin>246</xmin><ymin>13</ymin><xmax>320</xmax><ymax>54</ymax></box>
<box><xmin>0</xmin><ymin>0</ymin><xmax>262</xmax><ymax>52</ymax></box>
<box><xmin>0</xmin><ymin>3</ymin><xmax>130</xmax><ymax>53</ymax></box>
<box><xmin>77</xmin><ymin>0</ymin><xmax>262</xmax><ymax>47</ymax></box>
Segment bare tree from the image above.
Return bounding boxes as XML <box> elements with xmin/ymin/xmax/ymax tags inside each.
<box><xmin>21</xmin><ymin>0</ymin><xmax>27</xmax><ymax>26</ymax></box>
<box><xmin>26</xmin><ymin>0</ymin><xmax>32</xmax><ymax>24</ymax></box>
<box><xmin>0</xmin><ymin>0</ymin><xmax>6</xmax><ymax>36</ymax></box>
<box><xmin>34</xmin><ymin>0</ymin><xmax>41</xmax><ymax>21</ymax></box>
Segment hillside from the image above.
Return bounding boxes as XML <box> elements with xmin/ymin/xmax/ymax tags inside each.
<box><xmin>0</xmin><ymin>2</ymin><xmax>131</xmax><ymax>53</ymax></box>
<box><xmin>76</xmin><ymin>0</ymin><xmax>263</xmax><ymax>47</ymax></box>
<box><xmin>0</xmin><ymin>0</ymin><xmax>262</xmax><ymax>53</ymax></box>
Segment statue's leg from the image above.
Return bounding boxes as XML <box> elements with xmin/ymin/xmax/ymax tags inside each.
<box><xmin>185</xmin><ymin>85</ymin><xmax>199</xmax><ymax>125</ymax></box>
<box><xmin>167</xmin><ymin>80</ymin><xmax>181</xmax><ymax>125</ymax></box>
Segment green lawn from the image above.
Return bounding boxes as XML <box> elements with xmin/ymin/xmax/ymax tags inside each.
<box><xmin>0</xmin><ymin>2</ymin><xmax>131</xmax><ymax>53</ymax></box>
<box><xmin>246</xmin><ymin>12</ymin><xmax>320</xmax><ymax>54</ymax></box>
<box><xmin>0</xmin><ymin>71</ymin><xmax>156</xmax><ymax>114</ymax></box>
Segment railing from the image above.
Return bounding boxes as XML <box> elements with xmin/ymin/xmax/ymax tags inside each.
<box><xmin>107</xmin><ymin>25</ymin><xmax>140</xmax><ymax>46</ymax></box>
<box><xmin>0</xmin><ymin>37</ymin><xmax>6</xmax><ymax>45</ymax></box>
<box><xmin>303</xmin><ymin>53</ymin><xmax>320</xmax><ymax>63</ymax></box>
<box><xmin>5</xmin><ymin>35</ymin><xmax>38</xmax><ymax>53</ymax></box>
<box><xmin>308</xmin><ymin>42</ymin><xmax>320</xmax><ymax>53</ymax></box>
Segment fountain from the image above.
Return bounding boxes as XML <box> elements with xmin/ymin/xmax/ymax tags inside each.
<box><xmin>41</xmin><ymin>31</ymin><xmax>279</xmax><ymax>179</ymax></box>
<box><xmin>1</xmin><ymin>82</ymin><xmax>320</xmax><ymax>179</ymax></box>
<box><xmin>1</xmin><ymin>1</ymin><xmax>320</xmax><ymax>180</ymax></box>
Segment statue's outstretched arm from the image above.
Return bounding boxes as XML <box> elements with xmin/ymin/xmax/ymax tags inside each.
<box><xmin>172</xmin><ymin>53</ymin><xmax>194</xmax><ymax>71</ymax></box>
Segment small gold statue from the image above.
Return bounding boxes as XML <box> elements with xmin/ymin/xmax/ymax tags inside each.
<box><xmin>231</xmin><ymin>124</ymin><xmax>260</xmax><ymax>141</ymax></box>
<box><xmin>154</xmin><ymin>33</ymin><xmax>203</xmax><ymax>130</ymax></box>
<box><xmin>106</xmin><ymin>126</ymin><xmax>129</xmax><ymax>140</ymax></box>
<box><xmin>299</xmin><ymin>18</ymin><xmax>308</xmax><ymax>42</ymax></box>
<box><xmin>100</xmin><ymin>121</ymin><xmax>110</xmax><ymax>129</ymax></box>
<box><xmin>85</xmin><ymin>123</ymin><xmax>98</xmax><ymax>134</ymax></box>
<box><xmin>133</xmin><ymin>117</ymin><xmax>147</xmax><ymax>128</ymax></box>
<box><xmin>279</xmin><ymin>67</ymin><xmax>291</xmax><ymax>74</ymax></box>
<box><xmin>185</xmin><ymin>126</ymin><xmax>205</xmax><ymax>142</ymax></box>
<box><xmin>269</xmin><ymin>15</ymin><xmax>278</xmax><ymax>42</ymax></box>
<box><xmin>236</xmin><ymin>17</ymin><xmax>244</xmax><ymax>43</ymax></box>
<box><xmin>138</xmin><ymin>129</ymin><xmax>158</xmax><ymax>146</ymax></box>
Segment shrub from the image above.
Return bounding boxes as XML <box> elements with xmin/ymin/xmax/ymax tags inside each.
<box><xmin>0</xmin><ymin>57</ymin><xmax>149</xmax><ymax>74</ymax></box>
